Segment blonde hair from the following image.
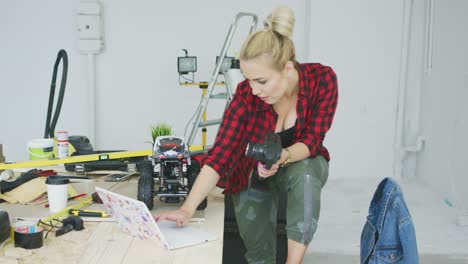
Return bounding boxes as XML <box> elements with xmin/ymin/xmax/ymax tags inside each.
<box><xmin>240</xmin><ymin>6</ymin><xmax>296</xmax><ymax>71</ymax></box>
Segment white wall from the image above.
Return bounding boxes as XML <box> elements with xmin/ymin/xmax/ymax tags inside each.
<box><xmin>0</xmin><ymin>1</ymin><xmax>85</xmax><ymax>160</ymax></box>
<box><xmin>411</xmin><ymin>0</ymin><xmax>468</xmax><ymax>214</ymax></box>
<box><xmin>0</xmin><ymin>0</ymin><xmax>307</xmax><ymax>162</ymax></box>
<box><xmin>2</xmin><ymin>0</ymin><xmax>441</xmax><ymax>187</ymax></box>
<box><xmin>308</xmin><ymin>0</ymin><xmax>406</xmax><ymax>179</ymax></box>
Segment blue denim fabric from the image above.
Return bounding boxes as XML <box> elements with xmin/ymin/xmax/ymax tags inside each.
<box><xmin>360</xmin><ymin>177</ymin><xmax>419</xmax><ymax>264</ymax></box>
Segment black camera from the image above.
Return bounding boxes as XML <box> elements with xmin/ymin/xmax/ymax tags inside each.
<box><xmin>245</xmin><ymin>132</ymin><xmax>282</xmax><ymax>169</ymax></box>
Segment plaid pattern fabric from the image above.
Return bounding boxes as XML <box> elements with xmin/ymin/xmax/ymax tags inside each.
<box><xmin>202</xmin><ymin>63</ymin><xmax>338</xmax><ymax>194</ymax></box>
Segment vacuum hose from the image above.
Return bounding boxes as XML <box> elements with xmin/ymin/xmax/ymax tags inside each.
<box><xmin>44</xmin><ymin>49</ymin><xmax>68</xmax><ymax>139</ymax></box>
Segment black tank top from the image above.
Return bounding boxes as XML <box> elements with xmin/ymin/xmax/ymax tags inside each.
<box><xmin>277</xmin><ymin>125</ymin><xmax>295</xmax><ymax>148</ymax></box>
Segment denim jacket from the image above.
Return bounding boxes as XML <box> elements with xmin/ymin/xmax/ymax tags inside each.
<box><xmin>360</xmin><ymin>177</ymin><xmax>419</xmax><ymax>264</ymax></box>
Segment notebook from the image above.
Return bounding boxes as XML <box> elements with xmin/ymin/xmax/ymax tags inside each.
<box><xmin>95</xmin><ymin>187</ymin><xmax>216</xmax><ymax>250</ymax></box>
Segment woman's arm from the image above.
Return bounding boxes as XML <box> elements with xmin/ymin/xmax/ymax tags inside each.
<box><xmin>181</xmin><ymin>165</ymin><xmax>220</xmax><ymax>214</ymax></box>
<box><xmin>155</xmin><ymin>164</ymin><xmax>220</xmax><ymax>226</ymax></box>
<box><xmin>279</xmin><ymin>142</ymin><xmax>310</xmax><ymax>165</ymax></box>
<box><xmin>299</xmin><ymin>66</ymin><xmax>338</xmax><ymax>156</ymax></box>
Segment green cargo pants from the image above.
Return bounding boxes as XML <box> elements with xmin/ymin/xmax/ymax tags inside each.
<box><xmin>231</xmin><ymin>155</ymin><xmax>329</xmax><ymax>264</ymax></box>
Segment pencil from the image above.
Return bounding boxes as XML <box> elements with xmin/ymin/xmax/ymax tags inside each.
<box><xmin>44</xmin><ymin>193</ymin><xmax>87</xmax><ymax>208</ymax></box>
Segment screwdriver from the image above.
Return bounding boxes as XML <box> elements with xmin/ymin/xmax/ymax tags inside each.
<box><xmin>68</xmin><ymin>209</ymin><xmax>108</xmax><ymax>218</ymax></box>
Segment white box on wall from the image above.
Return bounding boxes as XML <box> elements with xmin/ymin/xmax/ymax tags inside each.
<box><xmin>77</xmin><ymin>1</ymin><xmax>104</xmax><ymax>53</ymax></box>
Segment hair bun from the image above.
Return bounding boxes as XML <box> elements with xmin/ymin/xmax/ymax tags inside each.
<box><xmin>264</xmin><ymin>16</ymin><xmax>273</xmax><ymax>29</ymax></box>
<box><xmin>263</xmin><ymin>6</ymin><xmax>295</xmax><ymax>38</ymax></box>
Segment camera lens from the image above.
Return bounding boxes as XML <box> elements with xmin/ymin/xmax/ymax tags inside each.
<box><xmin>246</xmin><ymin>142</ymin><xmax>265</xmax><ymax>161</ymax></box>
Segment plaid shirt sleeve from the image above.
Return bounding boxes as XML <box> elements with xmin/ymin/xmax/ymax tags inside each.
<box><xmin>202</xmin><ymin>83</ymin><xmax>248</xmax><ymax>185</ymax></box>
<box><xmin>299</xmin><ymin>67</ymin><xmax>338</xmax><ymax>156</ymax></box>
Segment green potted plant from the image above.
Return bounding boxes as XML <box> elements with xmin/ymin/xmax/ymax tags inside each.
<box><xmin>150</xmin><ymin>123</ymin><xmax>173</xmax><ymax>145</ymax></box>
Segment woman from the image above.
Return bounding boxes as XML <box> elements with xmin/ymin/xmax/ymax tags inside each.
<box><xmin>157</xmin><ymin>6</ymin><xmax>338</xmax><ymax>263</ymax></box>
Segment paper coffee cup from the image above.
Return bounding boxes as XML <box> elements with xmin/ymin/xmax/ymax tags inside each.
<box><xmin>45</xmin><ymin>176</ymin><xmax>70</xmax><ymax>213</ymax></box>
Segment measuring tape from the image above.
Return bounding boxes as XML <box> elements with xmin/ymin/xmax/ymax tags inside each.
<box><xmin>38</xmin><ymin>177</ymin><xmax>129</xmax><ymax>229</ymax></box>
<box><xmin>39</xmin><ymin>196</ymin><xmax>94</xmax><ymax>229</ymax></box>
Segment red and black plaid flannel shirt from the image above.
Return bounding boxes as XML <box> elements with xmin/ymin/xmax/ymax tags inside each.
<box><xmin>202</xmin><ymin>63</ymin><xmax>338</xmax><ymax>194</ymax></box>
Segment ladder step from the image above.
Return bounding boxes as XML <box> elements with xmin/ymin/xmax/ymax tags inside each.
<box><xmin>186</xmin><ymin>12</ymin><xmax>258</xmax><ymax>146</ymax></box>
<box><xmin>198</xmin><ymin>119</ymin><xmax>222</xmax><ymax>127</ymax></box>
<box><xmin>210</xmin><ymin>93</ymin><xmax>228</xmax><ymax>99</ymax></box>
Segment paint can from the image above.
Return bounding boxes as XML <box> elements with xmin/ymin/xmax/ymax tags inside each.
<box><xmin>27</xmin><ymin>139</ymin><xmax>54</xmax><ymax>160</ymax></box>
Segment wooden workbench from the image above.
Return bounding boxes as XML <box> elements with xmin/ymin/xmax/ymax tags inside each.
<box><xmin>0</xmin><ymin>171</ymin><xmax>225</xmax><ymax>264</ymax></box>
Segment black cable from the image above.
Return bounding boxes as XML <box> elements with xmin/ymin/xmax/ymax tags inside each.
<box><xmin>183</xmin><ymin>95</ymin><xmax>204</xmax><ymax>141</ymax></box>
<box><xmin>44</xmin><ymin>49</ymin><xmax>68</xmax><ymax>139</ymax></box>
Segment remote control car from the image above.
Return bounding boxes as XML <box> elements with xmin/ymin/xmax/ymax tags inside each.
<box><xmin>137</xmin><ymin>136</ymin><xmax>207</xmax><ymax>210</ymax></box>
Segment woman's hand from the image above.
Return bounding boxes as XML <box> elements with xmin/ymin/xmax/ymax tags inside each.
<box><xmin>257</xmin><ymin>161</ymin><xmax>280</xmax><ymax>178</ymax></box>
<box><xmin>257</xmin><ymin>147</ymin><xmax>292</xmax><ymax>178</ymax></box>
<box><xmin>155</xmin><ymin>207</ymin><xmax>194</xmax><ymax>226</ymax></box>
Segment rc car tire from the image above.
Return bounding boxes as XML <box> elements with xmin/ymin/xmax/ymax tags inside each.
<box><xmin>137</xmin><ymin>160</ymin><xmax>154</xmax><ymax>210</ymax></box>
<box><xmin>187</xmin><ymin>159</ymin><xmax>208</xmax><ymax>210</ymax></box>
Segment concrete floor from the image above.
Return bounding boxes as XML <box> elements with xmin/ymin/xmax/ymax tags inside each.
<box><xmin>303</xmin><ymin>176</ymin><xmax>468</xmax><ymax>263</ymax></box>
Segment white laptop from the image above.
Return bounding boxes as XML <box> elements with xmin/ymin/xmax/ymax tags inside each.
<box><xmin>95</xmin><ymin>187</ymin><xmax>216</xmax><ymax>250</ymax></box>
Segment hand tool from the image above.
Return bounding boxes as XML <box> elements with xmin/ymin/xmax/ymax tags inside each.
<box><xmin>39</xmin><ymin>196</ymin><xmax>93</xmax><ymax>229</ymax></box>
<box><xmin>55</xmin><ymin>216</ymin><xmax>84</xmax><ymax>237</ymax></box>
<box><xmin>39</xmin><ymin>179</ymin><xmax>119</xmax><ymax>229</ymax></box>
<box><xmin>37</xmin><ymin>169</ymin><xmax>57</xmax><ymax>177</ymax></box>
<box><xmin>68</xmin><ymin>209</ymin><xmax>108</xmax><ymax>218</ymax></box>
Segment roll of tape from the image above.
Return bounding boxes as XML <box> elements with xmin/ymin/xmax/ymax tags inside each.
<box><xmin>14</xmin><ymin>224</ymin><xmax>44</xmax><ymax>249</ymax></box>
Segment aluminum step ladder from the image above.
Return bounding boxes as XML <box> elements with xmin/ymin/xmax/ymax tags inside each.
<box><xmin>186</xmin><ymin>12</ymin><xmax>258</xmax><ymax>147</ymax></box>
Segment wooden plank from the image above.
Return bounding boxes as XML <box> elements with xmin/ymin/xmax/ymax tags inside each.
<box><xmin>77</xmin><ymin>223</ymin><xmax>134</xmax><ymax>264</ymax></box>
<box><xmin>121</xmin><ymin>237</ymin><xmax>174</xmax><ymax>264</ymax></box>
